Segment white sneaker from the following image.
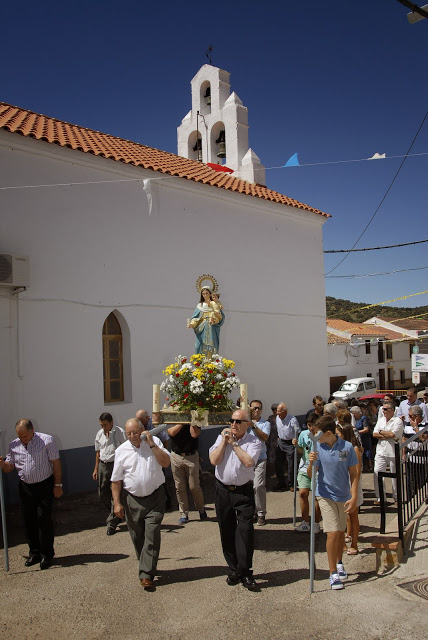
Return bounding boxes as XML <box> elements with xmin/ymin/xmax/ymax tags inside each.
<box><xmin>313</xmin><ymin>522</ymin><xmax>321</xmax><ymax>534</ymax></box>
<box><xmin>294</xmin><ymin>521</ymin><xmax>310</xmax><ymax>532</ymax></box>
<box><xmin>336</xmin><ymin>563</ymin><xmax>348</xmax><ymax>581</ymax></box>
<box><xmin>329</xmin><ymin>573</ymin><xmax>344</xmax><ymax>590</ymax></box>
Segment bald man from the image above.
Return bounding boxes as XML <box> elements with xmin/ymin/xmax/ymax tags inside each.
<box><xmin>209</xmin><ymin>409</ymin><xmax>262</xmax><ymax>590</ymax></box>
<box><xmin>136</xmin><ymin>409</ymin><xmax>171</xmax><ymax>510</ymax></box>
<box><xmin>274</xmin><ymin>403</ymin><xmax>300</xmax><ymax>491</ymax></box>
<box><xmin>111</xmin><ymin>418</ymin><xmax>170</xmax><ymax>590</ymax></box>
<box><xmin>0</xmin><ymin>419</ymin><xmax>62</xmax><ymax>570</ymax></box>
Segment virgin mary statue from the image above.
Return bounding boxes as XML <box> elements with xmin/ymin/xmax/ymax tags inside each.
<box><xmin>187</xmin><ymin>286</ymin><xmax>225</xmax><ymax>356</ymax></box>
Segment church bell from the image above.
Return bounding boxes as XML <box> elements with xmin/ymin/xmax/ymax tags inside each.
<box><xmin>216</xmin><ymin>130</ymin><xmax>226</xmax><ymax>159</ymax></box>
<box><xmin>193</xmin><ymin>138</ymin><xmax>203</xmax><ymax>162</ymax></box>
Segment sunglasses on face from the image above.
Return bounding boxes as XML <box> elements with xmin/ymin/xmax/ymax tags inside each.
<box><xmin>229</xmin><ymin>419</ymin><xmax>248</xmax><ymax>425</ymax></box>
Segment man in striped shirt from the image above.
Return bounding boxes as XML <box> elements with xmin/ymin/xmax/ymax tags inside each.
<box><xmin>0</xmin><ymin>419</ymin><xmax>62</xmax><ymax>570</ymax></box>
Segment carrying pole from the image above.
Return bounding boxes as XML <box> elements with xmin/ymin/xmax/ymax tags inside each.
<box><xmin>0</xmin><ymin>430</ymin><xmax>9</xmax><ymax>572</ymax></box>
<box><xmin>293</xmin><ymin>443</ymin><xmax>298</xmax><ymax>527</ymax></box>
<box><xmin>308</xmin><ymin>431</ymin><xmax>323</xmax><ymax>593</ymax></box>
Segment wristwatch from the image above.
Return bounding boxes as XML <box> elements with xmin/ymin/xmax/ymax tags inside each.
<box><xmin>231</xmin><ymin>442</ymin><xmax>239</xmax><ymax>448</ymax></box>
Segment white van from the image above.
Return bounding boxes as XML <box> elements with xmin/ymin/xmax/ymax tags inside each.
<box><xmin>332</xmin><ymin>377</ymin><xmax>377</xmax><ymax>402</ymax></box>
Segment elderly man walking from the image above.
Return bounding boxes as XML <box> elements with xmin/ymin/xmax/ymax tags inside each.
<box><xmin>209</xmin><ymin>409</ymin><xmax>262</xmax><ymax>590</ymax></box>
<box><xmin>372</xmin><ymin>401</ymin><xmax>404</xmax><ymax>506</ymax></box>
<box><xmin>92</xmin><ymin>412</ymin><xmax>126</xmax><ymax>536</ymax></box>
<box><xmin>111</xmin><ymin>418</ymin><xmax>170</xmax><ymax>590</ymax></box>
<box><xmin>274</xmin><ymin>403</ymin><xmax>300</xmax><ymax>491</ymax></box>
<box><xmin>0</xmin><ymin>419</ymin><xmax>63</xmax><ymax>569</ymax></box>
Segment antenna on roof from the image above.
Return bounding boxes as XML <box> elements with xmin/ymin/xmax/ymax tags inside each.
<box><xmin>206</xmin><ymin>44</ymin><xmax>214</xmax><ymax>65</ymax></box>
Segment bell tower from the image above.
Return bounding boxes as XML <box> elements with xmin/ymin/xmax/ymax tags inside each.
<box><xmin>177</xmin><ymin>65</ymin><xmax>266</xmax><ymax>185</ymax></box>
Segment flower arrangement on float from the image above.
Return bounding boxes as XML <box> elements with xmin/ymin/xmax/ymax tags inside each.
<box><xmin>160</xmin><ymin>353</ymin><xmax>240</xmax><ymax>412</ymax></box>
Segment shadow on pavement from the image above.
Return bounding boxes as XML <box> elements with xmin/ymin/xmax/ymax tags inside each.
<box><xmin>53</xmin><ymin>552</ymin><xmax>130</xmax><ymax>567</ymax></box>
<box><xmin>157</xmin><ymin>564</ymin><xmax>226</xmax><ymax>584</ymax></box>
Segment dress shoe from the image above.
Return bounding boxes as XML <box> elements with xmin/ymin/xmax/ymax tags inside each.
<box><xmin>40</xmin><ymin>557</ymin><xmax>53</xmax><ymax>570</ymax></box>
<box><xmin>226</xmin><ymin>573</ymin><xmax>240</xmax><ymax>586</ymax></box>
<box><xmin>106</xmin><ymin>527</ymin><xmax>116</xmax><ymax>536</ymax></box>
<box><xmin>25</xmin><ymin>554</ymin><xmax>41</xmax><ymax>567</ymax></box>
<box><xmin>241</xmin><ymin>576</ymin><xmax>259</xmax><ymax>591</ymax></box>
<box><xmin>140</xmin><ymin>578</ymin><xmax>154</xmax><ymax>590</ymax></box>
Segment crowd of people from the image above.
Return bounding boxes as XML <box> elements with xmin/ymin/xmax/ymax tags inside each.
<box><xmin>1</xmin><ymin>386</ymin><xmax>427</xmax><ymax>592</ymax></box>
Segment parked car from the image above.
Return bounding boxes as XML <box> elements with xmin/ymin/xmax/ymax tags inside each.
<box><xmin>332</xmin><ymin>377</ymin><xmax>377</xmax><ymax>402</ymax></box>
<box><xmin>359</xmin><ymin>393</ymin><xmax>387</xmax><ymax>402</ymax></box>
<box><xmin>359</xmin><ymin>392</ymin><xmax>400</xmax><ymax>407</ymax></box>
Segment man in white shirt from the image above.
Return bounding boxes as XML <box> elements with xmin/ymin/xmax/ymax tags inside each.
<box><xmin>111</xmin><ymin>418</ymin><xmax>170</xmax><ymax>590</ymax></box>
<box><xmin>248</xmin><ymin>400</ymin><xmax>271</xmax><ymax>525</ymax></box>
<box><xmin>372</xmin><ymin>402</ymin><xmax>404</xmax><ymax>505</ymax></box>
<box><xmin>397</xmin><ymin>387</ymin><xmax>428</xmax><ymax>426</ymax></box>
<box><xmin>274</xmin><ymin>403</ymin><xmax>300</xmax><ymax>491</ymax></box>
<box><xmin>92</xmin><ymin>412</ymin><xmax>126</xmax><ymax>536</ymax></box>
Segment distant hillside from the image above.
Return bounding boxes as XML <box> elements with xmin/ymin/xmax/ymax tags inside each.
<box><xmin>326</xmin><ymin>296</ymin><xmax>428</xmax><ymax>323</ymax></box>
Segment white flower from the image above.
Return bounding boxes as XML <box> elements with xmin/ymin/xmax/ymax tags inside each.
<box><xmin>216</xmin><ymin>374</ymin><xmax>223</xmax><ymax>380</ymax></box>
<box><xmin>189</xmin><ymin>380</ymin><xmax>203</xmax><ymax>394</ymax></box>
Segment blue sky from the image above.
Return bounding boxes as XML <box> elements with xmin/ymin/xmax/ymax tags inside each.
<box><xmin>1</xmin><ymin>0</ymin><xmax>427</xmax><ymax>308</ymax></box>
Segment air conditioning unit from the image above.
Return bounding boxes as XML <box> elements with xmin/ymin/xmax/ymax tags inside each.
<box><xmin>0</xmin><ymin>255</ymin><xmax>30</xmax><ymax>287</ymax></box>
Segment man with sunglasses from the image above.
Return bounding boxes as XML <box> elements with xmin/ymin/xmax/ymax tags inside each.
<box><xmin>372</xmin><ymin>402</ymin><xmax>404</xmax><ymax>506</ymax></box>
<box><xmin>209</xmin><ymin>409</ymin><xmax>262</xmax><ymax>590</ymax></box>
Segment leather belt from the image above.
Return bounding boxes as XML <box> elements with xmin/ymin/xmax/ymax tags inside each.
<box><xmin>217</xmin><ymin>479</ymin><xmax>253</xmax><ymax>491</ymax></box>
<box><xmin>280</xmin><ymin>439</ymin><xmax>293</xmax><ymax>444</ymax></box>
<box><xmin>173</xmin><ymin>451</ymin><xmax>196</xmax><ymax>457</ymax></box>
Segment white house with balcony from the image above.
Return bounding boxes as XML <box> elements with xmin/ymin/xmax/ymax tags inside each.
<box><xmin>327</xmin><ymin>319</ymin><xmax>415</xmax><ymax>394</ymax></box>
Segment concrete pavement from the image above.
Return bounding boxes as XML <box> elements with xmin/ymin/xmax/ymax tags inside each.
<box><xmin>1</xmin><ymin>471</ymin><xmax>427</xmax><ymax>640</ymax></box>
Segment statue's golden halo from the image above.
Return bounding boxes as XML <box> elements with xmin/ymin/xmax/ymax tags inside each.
<box><xmin>195</xmin><ymin>274</ymin><xmax>218</xmax><ymax>294</ymax></box>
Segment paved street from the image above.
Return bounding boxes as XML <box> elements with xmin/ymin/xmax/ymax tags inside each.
<box><xmin>1</xmin><ymin>472</ymin><xmax>427</xmax><ymax>640</ymax></box>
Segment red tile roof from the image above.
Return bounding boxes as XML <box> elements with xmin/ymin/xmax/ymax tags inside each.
<box><xmin>375</xmin><ymin>317</ymin><xmax>428</xmax><ymax>332</ymax></box>
<box><xmin>326</xmin><ymin>319</ymin><xmax>403</xmax><ymax>339</ymax></box>
<box><xmin>0</xmin><ymin>102</ymin><xmax>330</xmax><ymax>217</ymax></box>
<box><xmin>327</xmin><ymin>333</ymin><xmax>349</xmax><ymax>344</ymax></box>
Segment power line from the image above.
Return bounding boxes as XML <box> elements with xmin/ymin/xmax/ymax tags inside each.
<box><xmin>396</xmin><ymin>0</ymin><xmax>428</xmax><ymax>19</ymax></box>
<box><xmin>327</xmin><ymin>289</ymin><xmax>428</xmax><ymax>318</ymax></box>
<box><xmin>326</xmin><ymin>266</ymin><xmax>428</xmax><ymax>279</ymax></box>
<box><xmin>324</xmin><ymin>238</ymin><xmax>428</xmax><ymax>253</ymax></box>
<box><xmin>325</xmin><ymin>109</ymin><xmax>428</xmax><ymax>275</ymax></box>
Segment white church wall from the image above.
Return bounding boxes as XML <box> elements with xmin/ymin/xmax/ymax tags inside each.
<box><xmin>0</xmin><ymin>130</ymin><xmax>328</xmax><ymax>496</ymax></box>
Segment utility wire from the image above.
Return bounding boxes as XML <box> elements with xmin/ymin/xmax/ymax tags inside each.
<box><xmin>324</xmin><ymin>238</ymin><xmax>428</xmax><ymax>253</ymax></box>
<box><xmin>325</xmin><ymin>109</ymin><xmax>428</xmax><ymax>275</ymax></box>
<box><xmin>326</xmin><ymin>266</ymin><xmax>428</xmax><ymax>279</ymax></box>
<box><xmin>396</xmin><ymin>0</ymin><xmax>428</xmax><ymax>19</ymax></box>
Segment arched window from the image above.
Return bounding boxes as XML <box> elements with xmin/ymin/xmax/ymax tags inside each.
<box><xmin>102</xmin><ymin>312</ymin><xmax>124</xmax><ymax>402</ymax></box>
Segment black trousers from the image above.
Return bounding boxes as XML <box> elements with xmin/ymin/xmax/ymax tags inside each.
<box><xmin>19</xmin><ymin>475</ymin><xmax>55</xmax><ymax>559</ymax></box>
<box><xmin>275</xmin><ymin>442</ymin><xmax>295</xmax><ymax>488</ymax></box>
<box><xmin>214</xmin><ymin>479</ymin><xmax>255</xmax><ymax>577</ymax></box>
<box><xmin>98</xmin><ymin>460</ymin><xmax>122</xmax><ymax>529</ymax></box>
